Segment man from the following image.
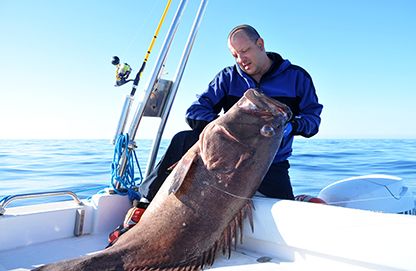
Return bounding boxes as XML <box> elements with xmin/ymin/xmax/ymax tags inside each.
<box><xmin>140</xmin><ymin>24</ymin><xmax>323</xmax><ymax>201</ymax></box>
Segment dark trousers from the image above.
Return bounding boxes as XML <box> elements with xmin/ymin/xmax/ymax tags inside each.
<box><xmin>139</xmin><ymin>130</ymin><xmax>294</xmax><ymax>201</ymax></box>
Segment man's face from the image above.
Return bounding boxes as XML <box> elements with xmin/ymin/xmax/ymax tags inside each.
<box><xmin>228</xmin><ymin>31</ymin><xmax>265</xmax><ymax>77</ymax></box>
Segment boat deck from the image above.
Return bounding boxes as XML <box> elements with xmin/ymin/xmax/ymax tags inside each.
<box><xmin>0</xmin><ymin>232</ymin><xmax>376</xmax><ymax>271</ymax></box>
<box><xmin>1</xmin><ymin>194</ymin><xmax>416</xmax><ymax>270</ymax></box>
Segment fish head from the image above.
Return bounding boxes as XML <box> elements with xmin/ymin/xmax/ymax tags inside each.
<box><xmin>220</xmin><ymin>88</ymin><xmax>292</xmax><ymax>145</ymax></box>
<box><xmin>200</xmin><ymin>88</ymin><xmax>292</xmax><ymax>180</ymax></box>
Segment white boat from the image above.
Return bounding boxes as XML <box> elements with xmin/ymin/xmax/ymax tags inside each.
<box><xmin>1</xmin><ymin>174</ymin><xmax>416</xmax><ymax>270</ymax></box>
<box><xmin>1</xmin><ymin>0</ymin><xmax>416</xmax><ymax>270</ymax></box>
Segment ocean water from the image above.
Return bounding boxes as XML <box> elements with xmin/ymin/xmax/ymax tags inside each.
<box><xmin>1</xmin><ymin>139</ymin><xmax>415</xmax><ymax>207</ymax></box>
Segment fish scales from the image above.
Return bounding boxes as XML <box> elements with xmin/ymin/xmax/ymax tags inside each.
<box><xmin>33</xmin><ymin>88</ymin><xmax>292</xmax><ymax>271</ymax></box>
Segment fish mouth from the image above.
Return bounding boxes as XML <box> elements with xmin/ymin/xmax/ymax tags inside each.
<box><xmin>238</xmin><ymin>89</ymin><xmax>292</xmax><ymax>119</ymax></box>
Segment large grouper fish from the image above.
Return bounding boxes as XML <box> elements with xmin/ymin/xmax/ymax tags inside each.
<box><xmin>34</xmin><ymin>88</ymin><xmax>292</xmax><ymax>271</ymax></box>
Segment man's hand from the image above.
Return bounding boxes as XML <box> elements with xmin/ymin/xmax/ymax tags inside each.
<box><xmin>283</xmin><ymin>122</ymin><xmax>292</xmax><ymax>138</ymax></box>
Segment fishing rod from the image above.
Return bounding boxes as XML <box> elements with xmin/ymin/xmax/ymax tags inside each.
<box><xmin>111</xmin><ymin>0</ymin><xmax>172</xmax><ymax>144</ymax></box>
<box><xmin>112</xmin><ymin>0</ymin><xmax>190</xmax><ymax>193</ymax></box>
<box><xmin>113</xmin><ymin>0</ymin><xmax>208</xmax><ymax>194</ymax></box>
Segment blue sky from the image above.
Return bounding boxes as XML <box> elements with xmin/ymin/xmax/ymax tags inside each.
<box><xmin>1</xmin><ymin>0</ymin><xmax>415</xmax><ymax>140</ymax></box>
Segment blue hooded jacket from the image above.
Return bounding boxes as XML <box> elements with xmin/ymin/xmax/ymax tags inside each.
<box><xmin>185</xmin><ymin>52</ymin><xmax>323</xmax><ymax>164</ymax></box>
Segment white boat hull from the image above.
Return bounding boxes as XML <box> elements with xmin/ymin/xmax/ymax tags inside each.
<box><xmin>1</xmin><ymin>192</ymin><xmax>415</xmax><ymax>270</ymax></box>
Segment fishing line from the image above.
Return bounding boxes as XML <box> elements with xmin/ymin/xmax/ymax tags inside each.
<box><xmin>202</xmin><ymin>181</ymin><xmax>252</xmax><ymax>200</ymax></box>
<box><xmin>322</xmin><ymin>194</ymin><xmax>416</xmax><ymax>206</ymax></box>
<box><xmin>120</xmin><ymin>1</ymin><xmax>161</xmax><ymax>58</ymax></box>
<box><xmin>203</xmin><ymin>181</ymin><xmax>416</xmax><ymax>210</ymax></box>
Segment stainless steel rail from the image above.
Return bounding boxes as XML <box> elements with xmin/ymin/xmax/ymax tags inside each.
<box><xmin>117</xmin><ymin>0</ymin><xmax>190</xmax><ymax>179</ymax></box>
<box><xmin>145</xmin><ymin>0</ymin><xmax>209</xmax><ymax>176</ymax></box>
<box><xmin>0</xmin><ymin>191</ymin><xmax>83</xmax><ymax>215</ymax></box>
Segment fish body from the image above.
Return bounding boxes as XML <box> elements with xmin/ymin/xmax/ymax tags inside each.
<box><xmin>34</xmin><ymin>88</ymin><xmax>292</xmax><ymax>271</ymax></box>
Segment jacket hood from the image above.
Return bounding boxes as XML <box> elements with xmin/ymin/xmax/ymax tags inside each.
<box><xmin>235</xmin><ymin>52</ymin><xmax>291</xmax><ymax>80</ymax></box>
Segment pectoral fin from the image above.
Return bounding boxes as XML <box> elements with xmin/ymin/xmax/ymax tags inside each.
<box><xmin>168</xmin><ymin>151</ymin><xmax>198</xmax><ymax>195</ymax></box>
<box><xmin>201</xmin><ymin>124</ymin><xmax>254</xmax><ymax>172</ymax></box>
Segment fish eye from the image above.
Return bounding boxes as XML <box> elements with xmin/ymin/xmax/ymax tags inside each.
<box><xmin>260</xmin><ymin>125</ymin><xmax>275</xmax><ymax>137</ymax></box>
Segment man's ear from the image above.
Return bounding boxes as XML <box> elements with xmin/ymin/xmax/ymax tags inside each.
<box><xmin>257</xmin><ymin>37</ymin><xmax>265</xmax><ymax>51</ymax></box>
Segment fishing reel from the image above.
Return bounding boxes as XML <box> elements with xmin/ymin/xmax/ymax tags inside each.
<box><xmin>112</xmin><ymin>56</ymin><xmax>133</xmax><ymax>87</ymax></box>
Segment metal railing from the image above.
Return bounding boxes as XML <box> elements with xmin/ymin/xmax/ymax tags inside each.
<box><xmin>145</xmin><ymin>0</ymin><xmax>209</xmax><ymax>176</ymax></box>
<box><xmin>0</xmin><ymin>191</ymin><xmax>83</xmax><ymax>215</ymax></box>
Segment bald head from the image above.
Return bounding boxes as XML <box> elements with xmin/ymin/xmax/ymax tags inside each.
<box><xmin>228</xmin><ymin>24</ymin><xmax>261</xmax><ymax>43</ymax></box>
<box><xmin>226</xmin><ymin>25</ymin><xmax>271</xmax><ymax>82</ymax></box>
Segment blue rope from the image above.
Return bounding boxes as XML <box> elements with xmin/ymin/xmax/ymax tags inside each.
<box><xmin>0</xmin><ymin>195</ymin><xmax>12</xmax><ymax>204</ymax></box>
<box><xmin>111</xmin><ymin>133</ymin><xmax>143</xmax><ymax>201</ymax></box>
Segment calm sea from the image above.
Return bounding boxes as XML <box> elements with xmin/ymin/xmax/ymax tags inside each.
<box><xmin>1</xmin><ymin>139</ymin><xmax>415</xmax><ymax>206</ymax></box>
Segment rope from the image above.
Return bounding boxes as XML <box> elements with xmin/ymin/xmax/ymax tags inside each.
<box><xmin>111</xmin><ymin>133</ymin><xmax>143</xmax><ymax>201</ymax></box>
<box><xmin>0</xmin><ymin>195</ymin><xmax>12</xmax><ymax>204</ymax></box>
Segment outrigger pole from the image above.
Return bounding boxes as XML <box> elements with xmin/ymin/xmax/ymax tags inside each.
<box><xmin>115</xmin><ymin>0</ymin><xmax>209</xmax><ymax>190</ymax></box>
<box><xmin>145</xmin><ymin>0</ymin><xmax>209</xmax><ymax>176</ymax></box>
